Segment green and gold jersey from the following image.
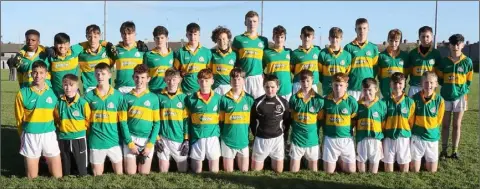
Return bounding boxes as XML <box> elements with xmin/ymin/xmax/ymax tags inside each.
<box><xmin>289</xmin><ymin>90</ymin><xmax>324</xmax><ymax>147</ymax></box>
<box><xmin>112</xmin><ymin>43</ymin><xmax>145</xmax><ymax>89</ymax></box>
<box><xmin>412</xmin><ymin>91</ymin><xmax>445</xmax><ymax>141</ymax></box>
<box><xmin>263</xmin><ymin>47</ymin><xmax>293</xmax><ymax>96</ymax></box>
<box><xmin>383</xmin><ymin>93</ymin><xmax>415</xmax><ymax>139</ymax></box>
<box><xmin>185</xmin><ymin>90</ymin><xmax>222</xmax><ymax>143</ymax></box>
<box><xmin>318</xmin><ymin>47</ymin><xmax>352</xmax><ymax>95</ymax></box>
<box><xmin>49</xmin><ymin>44</ymin><xmax>84</xmax><ymax>96</ymax></box>
<box><xmin>321</xmin><ymin>93</ymin><xmax>358</xmax><ymax>138</ymax></box>
<box><xmin>377</xmin><ymin>48</ymin><xmax>409</xmax><ymax>98</ymax></box>
<box><xmin>232</xmin><ymin>32</ymin><xmax>269</xmax><ymax>77</ymax></box>
<box><xmin>407</xmin><ymin>46</ymin><xmax>442</xmax><ymax>87</ymax></box>
<box><xmin>219</xmin><ymin>90</ymin><xmax>254</xmax><ymax>149</ymax></box>
<box><xmin>144</xmin><ymin>48</ymin><xmax>174</xmax><ymax>92</ymax></box>
<box><xmin>173</xmin><ymin>44</ymin><xmax>212</xmax><ymax>95</ymax></box>
<box><xmin>158</xmin><ymin>88</ymin><xmax>189</xmax><ymax>143</ymax></box>
<box><xmin>211</xmin><ymin>48</ymin><xmax>236</xmax><ymax>90</ymax></box>
<box><xmin>343</xmin><ymin>40</ymin><xmax>379</xmax><ymax>91</ymax></box>
<box><xmin>436</xmin><ymin>54</ymin><xmax>473</xmax><ymax>101</ymax></box>
<box><xmin>124</xmin><ymin>90</ymin><xmax>160</xmax><ymax>148</ymax></box>
<box><xmin>291</xmin><ymin>46</ymin><xmax>321</xmax><ymax>84</ymax></box>
<box><xmin>54</xmin><ymin>94</ymin><xmax>91</xmax><ymax>140</ymax></box>
<box><xmin>78</xmin><ymin>42</ymin><xmax>113</xmax><ymax>91</ymax></box>
<box><xmin>354</xmin><ymin>97</ymin><xmax>386</xmax><ymax>142</ymax></box>
<box><xmin>16</xmin><ymin>45</ymin><xmax>52</xmax><ymax>88</ymax></box>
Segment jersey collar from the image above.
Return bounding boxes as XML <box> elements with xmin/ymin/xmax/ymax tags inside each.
<box><xmin>196</xmin><ymin>90</ymin><xmax>214</xmax><ymax>104</ymax></box>
<box><xmin>297</xmin><ymin>89</ymin><xmax>316</xmax><ymax>103</ymax></box>
<box><xmin>390</xmin><ymin>92</ymin><xmax>406</xmax><ymax>105</ymax></box>
<box><xmin>130</xmin><ymin>89</ymin><xmax>150</xmax><ymax>98</ymax></box>
<box><xmin>184</xmin><ymin>43</ymin><xmax>202</xmax><ymax>55</ymax></box>
<box><xmin>29</xmin><ymin>84</ymin><xmax>50</xmax><ymax>95</ymax></box>
<box><xmin>243</xmin><ymin>31</ymin><xmax>259</xmax><ymax>40</ymax></box>
<box><xmin>352</xmin><ymin>38</ymin><xmax>369</xmax><ymax>49</ymax></box>
<box><xmin>358</xmin><ymin>96</ymin><xmax>379</xmax><ymax>109</ymax></box>
<box><xmin>60</xmin><ymin>93</ymin><xmax>80</xmax><ymax>106</ymax></box>
<box><xmin>417</xmin><ymin>45</ymin><xmax>433</xmax><ymax>57</ymax></box>
<box><xmin>386</xmin><ymin>46</ymin><xmax>401</xmax><ymax>58</ymax></box>
<box><xmin>225</xmin><ymin>90</ymin><xmax>245</xmax><ymax>103</ymax></box>
<box><xmin>119</xmin><ymin>41</ymin><xmax>137</xmax><ymax>51</ymax></box>
<box><xmin>448</xmin><ymin>54</ymin><xmax>467</xmax><ymax>64</ymax></box>
<box><xmin>20</xmin><ymin>45</ymin><xmax>45</xmax><ymax>61</ymax></box>
<box><xmin>327</xmin><ymin>46</ymin><xmax>343</xmax><ymax>58</ymax></box>
<box><xmin>215</xmin><ymin>47</ymin><xmax>232</xmax><ymax>57</ymax></box>
<box><xmin>94</xmin><ymin>86</ymin><xmax>114</xmax><ymax>101</ymax></box>
<box><xmin>161</xmin><ymin>88</ymin><xmax>183</xmax><ymax>98</ymax></box>
<box><xmin>327</xmin><ymin>92</ymin><xmax>349</xmax><ymax>104</ymax></box>
<box><xmin>298</xmin><ymin>45</ymin><xmax>313</xmax><ymax>53</ymax></box>
<box><xmin>420</xmin><ymin>90</ymin><xmax>436</xmax><ymax>104</ymax></box>
<box><xmin>152</xmin><ymin>48</ymin><xmax>172</xmax><ymax>57</ymax></box>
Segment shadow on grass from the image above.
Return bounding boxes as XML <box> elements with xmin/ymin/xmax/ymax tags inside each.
<box><xmin>1</xmin><ymin>126</ymin><xmax>34</xmax><ymax>177</ymax></box>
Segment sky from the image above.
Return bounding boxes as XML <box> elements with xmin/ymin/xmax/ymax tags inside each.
<box><xmin>1</xmin><ymin>1</ymin><xmax>479</xmax><ymax>49</ymax></box>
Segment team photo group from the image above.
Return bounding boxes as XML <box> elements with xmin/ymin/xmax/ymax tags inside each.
<box><xmin>12</xmin><ymin>10</ymin><xmax>473</xmax><ymax>179</ymax></box>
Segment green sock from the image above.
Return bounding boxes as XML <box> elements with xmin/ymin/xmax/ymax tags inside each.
<box><xmin>452</xmin><ymin>147</ymin><xmax>458</xmax><ymax>154</ymax></box>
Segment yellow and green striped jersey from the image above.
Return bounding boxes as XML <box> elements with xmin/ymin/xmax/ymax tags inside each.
<box><xmin>144</xmin><ymin>48</ymin><xmax>174</xmax><ymax>92</ymax></box>
<box><xmin>16</xmin><ymin>45</ymin><xmax>52</xmax><ymax>88</ymax></box>
<box><xmin>173</xmin><ymin>44</ymin><xmax>212</xmax><ymax>95</ymax></box>
<box><xmin>289</xmin><ymin>90</ymin><xmax>324</xmax><ymax>147</ymax></box>
<box><xmin>354</xmin><ymin>97</ymin><xmax>386</xmax><ymax>143</ymax></box>
<box><xmin>263</xmin><ymin>47</ymin><xmax>293</xmax><ymax>96</ymax></box>
<box><xmin>15</xmin><ymin>85</ymin><xmax>57</xmax><ymax>136</ymax></box>
<box><xmin>78</xmin><ymin>41</ymin><xmax>113</xmax><ymax>92</ymax></box>
<box><xmin>210</xmin><ymin>48</ymin><xmax>236</xmax><ymax>90</ymax></box>
<box><xmin>318</xmin><ymin>47</ymin><xmax>352</xmax><ymax>95</ymax></box>
<box><xmin>436</xmin><ymin>54</ymin><xmax>473</xmax><ymax>101</ymax></box>
<box><xmin>124</xmin><ymin>90</ymin><xmax>160</xmax><ymax>149</ymax></box>
<box><xmin>343</xmin><ymin>40</ymin><xmax>379</xmax><ymax>91</ymax></box>
<box><xmin>412</xmin><ymin>91</ymin><xmax>445</xmax><ymax>141</ymax></box>
<box><xmin>158</xmin><ymin>88</ymin><xmax>189</xmax><ymax>143</ymax></box>
<box><xmin>232</xmin><ymin>32</ymin><xmax>269</xmax><ymax>77</ymax></box>
<box><xmin>185</xmin><ymin>91</ymin><xmax>221</xmax><ymax>143</ymax></box>
<box><xmin>84</xmin><ymin>87</ymin><xmax>128</xmax><ymax>149</ymax></box>
<box><xmin>377</xmin><ymin>48</ymin><xmax>409</xmax><ymax>98</ymax></box>
<box><xmin>291</xmin><ymin>46</ymin><xmax>322</xmax><ymax>84</ymax></box>
<box><xmin>49</xmin><ymin>44</ymin><xmax>84</xmax><ymax>96</ymax></box>
<box><xmin>112</xmin><ymin>43</ymin><xmax>145</xmax><ymax>89</ymax></box>
<box><xmin>53</xmin><ymin>94</ymin><xmax>91</xmax><ymax>140</ymax></box>
<box><xmin>321</xmin><ymin>93</ymin><xmax>358</xmax><ymax>138</ymax></box>
<box><xmin>219</xmin><ymin>90</ymin><xmax>254</xmax><ymax>150</ymax></box>
<box><xmin>407</xmin><ymin>46</ymin><xmax>442</xmax><ymax>87</ymax></box>
<box><xmin>383</xmin><ymin>93</ymin><xmax>415</xmax><ymax>139</ymax></box>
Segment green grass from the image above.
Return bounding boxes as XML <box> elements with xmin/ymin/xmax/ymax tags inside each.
<box><xmin>1</xmin><ymin>70</ymin><xmax>479</xmax><ymax>188</ymax></box>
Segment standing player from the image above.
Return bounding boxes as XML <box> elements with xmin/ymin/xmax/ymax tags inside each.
<box><xmin>156</xmin><ymin>68</ymin><xmax>189</xmax><ymax>172</ymax></box>
<box><xmin>322</xmin><ymin>73</ymin><xmax>357</xmax><ymax>174</ymax></box>
<box><xmin>185</xmin><ymin>68</ymin><xmax>222</xmax><ymax>173</ymax></box>
<box><xmin>410</xmin><ymin>71</ymin><xmax>445</xmax><ymax>173</ymax></box>
<box><xmin>291</xmin><ymin>26</ymin><xmax>321</xmax><ymax>95</ymax></box>
<box><xmin>144</xmin><ymin>26</ymin><xmax>174</xmax><ymax>93</ymax></box>
<box><xmin>219</xmin><ymin>68</ymin><xmax>255</xmax><ymax>172</ymax></box>
<box><xmin>174</xmin><ymin>23</ymin><xmax>212</xmax><ymax>95</ymax></box>
<box><xmin>377</xmin><ymin>29</ymin><xmax>409</xmax><ymax>98</ymax></box>
<box><xmin>406</xmin><ymin>26</ymin><xmax>442</xmax><ymax>97</ymax></box>
<box><xmin>210</xmin><ymin>26</ymin><xmax>236</xmax><ymax>95</ymax></box>
<box><xmin>438</xmin><ymin>34</ymin><xmax>473</xmax><ymax>160</ymax></box>
<box><xmin>318</xmin><ymin>27</ymin><xmax>352</xmax><ymax>96</ymax></box>
<box><xmin>84</xmin><ymin>63</ymin><xmax>128</xmax><ymax>176</ymax></box>
<box><xmin>232</xmin><ymin>11</ymin><xmax>269</xmax><ymax>99</ymax></box>
<box><xmin>15</xmin><ymin>60</ymin><xmax>62</xmax><ymax>179</ymax></box>
<box><xmin>288</xmin><ymin>70</ymin><xmax>323</xmax><ymax>172</ymax></box>
<box><xmin>382</xmin><ymin>72</ymin><xmax>415</xmax><ymax>172</ymax></box>
<box><xmin>250</xmin><ymin>75</ymin><xmax>291</xmax><ymax>173</ymax></box>
<box><xmin>343</xmin><ymin>18</ymin><xmax>379</xmax><ymax>101</ymax></box>
<box><xmin>122</xmin><ymin>64</ymin><xmax>160</xmax><ymax>175</ymax></box>
<box><xmin>263</xmin><ymin>25</ymin><xmax>293</xmax><ymax>101</ymax></box>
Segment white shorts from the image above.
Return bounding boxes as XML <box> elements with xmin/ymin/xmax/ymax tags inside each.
<box><xmin>408</xmin><ymin>86</ymin><xmax>422</xmax><ymax>98</ymax></box>
<box><xmin>382</xmin><ymin>137</ymin><xmax>411</xmax><ymax>164</ymax></box>
<box><xmin>445</xmin><ymin>95</ymin><xmax>467</xmax><ymax>112</ymax></box>
<box><xmin>157</xmin><ymin>137</ymin><xmax>188</xmax><ymax>162</ymax></box>
<box><xmin>322</xmin><ymin>136</ymin><xmax>356</xmax><ymax>164</ymax></box>
<box><xmin>220</xmin><ymin>140</ymin><xmax>249</xmax><ymax>159</ymax></box>
<box><xmin>90</xmin><ymin>146</ymin><xmax>123</xmax><ymax>164</ymax></box>
<box><xmin>356</xmin><ymin>138</ymin><xmax>383</xmax><ymax>163</ymax></box>
<box><xmin>245</xmin><ymin>75</ymin><xmax>265</xmax><ymax>99</ymax></box>
<box><xmin>190</xmin><ymin>136</ymin><xmax>221</xmax><ymax>161</ymax></box>
<box><xmin>122</xmin><ymin>135</ymin><xmax>154</xmax><ymax>159</ymax></box>
<box><xmin>280</xmin><ymin>93</ymin><xmax>292</xmax><ymax>102</ymax></box>
<box><xmin>289</xmin><ymin>144</ymin><xmax>319</xmax><ymax>161</ymax></box>
<box><xmin>118</xmin><ymin>86</ymin><xmax>135</xmax><ymax>94</ymax></box>
<box><xmin>347</xmin><ymin>90</ymin><xmax>362</xmax><ymax>101</ymax></box>
<box><xmin>252</xmin><ymin>135</ymin><xmax>284</xmax><ymax>161</ymax></box>
<box><xmin>85</xmin><ymin>86</ymin><xmax>96</xmax><ymax>94</ymax></box>
<box><xmin>19</xmin><ymin>131</ymin><xmax>61</xmax><ymax>158</ymax></box>
<box><xmin>411</xmin><ymin>135</ymin><xmax>438</xmax><ymax>163</ymax></box>
<box><xmin>213</xmin><ymin>84</ymin><xmax>232</xmax><ymax>96</ymax></box>
<box><xmin>292</xmin><ymin>82</ymin><xmax>318</xmax><ymax>96</ymax></box>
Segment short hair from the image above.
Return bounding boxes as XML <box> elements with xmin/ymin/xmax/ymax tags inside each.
<box><xmin>62</xmin><ymin>74</ymin><xmax>79</xmax><ymax>83</ymax></box>
<box><xmin>329</xmin><ymin>27</ymin><xmax>343</xmax><ymax>38</ymax></box>
<box><xmin>388</xmin><ymin>29</ymin><xmax>402</xmax><ymax>42</ymax></box>
<box><xmin>332</xmin><ymin>72</ymin><xmax>349</xmax><ymax>83</ymax></box>
<box><xmin>390</xmin><ymin>72</ymin><xmax>406</xmax><ymax>83</ymax></box>
<box><xmin>421</xmin><ymin>71</ymin><xmax>438</xmax><ymax>81</ymax></box>
<box><xmin>299</xmin><ymin>69</ymin><xmax>313</xmax><ymax>81</ymax></box>
<box><xmin>133</xmin><ymin>64</ymin><xmax>149</xmax><ymax>75</ymax></box>
<box><xmin>86</xmin><ymin>24</ymin><xmax>101</xmax><ymax>35</ymax></box>
<box><xmin>245</xmin><ymin>10</ymin><xmax>259</xmax><ymax>20</ymax></box>
<box><xmin>361</xmin><ymin>78</ymin><xmax>377</xmax><ymax>88</ymax></box>
<box><xmin>229</xmin><ymin>67</ymin><xmax>246</xmax><ymax>79</ymax></box>
<box><xmin>54</xmin><ymin>33</ymin><xmax>70</xmax><ymax>44</ymax></box>
<box><xmin>301</xmin><ymin>26</ymin><xmax>315</xmax><ymax>37</ymax></box>
<box><xmin>94</xmin><ymin>62</ymin><xmax>111</xmax><ymax>72</ymax></box>
<box><xmin>273</xmin><ymin>25</ymin><xmax>287</xmax><ymax>38</ymax></box>
<box><xmin>25</xmin><ymin>29</ymin><xmax>40</xmax><ymax>38</ymax></box>
<box><xmin>418</xmin><ymin>26</ymin><xmax>433</xmax><ymax>36</ymax></box>
<box><xmin>153</xmin><ymin>26</ymin><xmax>169</xmax><ymax>37</ymax></box>
<box><xmin>164</xmin><ymin>68</ymin><xmax>181</xmax><ymax>78</ymax></box>
<box><xmin>263</xmin><ymin>74</ymin><xmax>279</xmax><ymax>86</ymax></box>
<box><xmin>211</xmin><ymin>26</ymin><xmax>232</xmax><ymax>43</ymax></box>
<box><xmin>120</xmin><ymin>21</ymin><xmax>136</xmax><ymax>34</ymax></box>
<box><xmin>355</xmin><ymin>18</ymin><xmax>369</xmax><ymax>26</ymax></box>
<box><xmin>197</xmin><ymin>68</ymin><xmax>213</xmax><ymax>79</ymax></box>
<box><xmin>449</xmin><ymin>34</ymin><xmax>465</xmax><ymax>45</ymax></box>
<box><xmin>31</xmin><ymin>60</ymin><xmax>48</xmax><ymax>71</ymax></box>
<box><xmin>186</xmin><ymin>23</ymin><xmax>200</xmax><ymax>33</ymax></box>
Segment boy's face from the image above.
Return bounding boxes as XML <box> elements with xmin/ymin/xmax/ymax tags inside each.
<box><xmin>300</xmin><ymin>76</ymin><xmax>313</xmax><ymax>92</ymax></box>
<box><xmin>31</xmin><ymin>67</ymin><xmax>47</xmax><ymax>84</ymax></box>
<box><xmin>25</xmin><ymin>34</ymin><xmax>39</xmax><ymax>52</ymax></box>
<box><xmin>355</xmin><ymin>23</ymin><xmax>369</xmax><ymax>38</ymax></box>
<box><xmin>390</xmin><ymin>79</ymin><xmax>405</xmax><ymax>94</ymax></box>
<box><xmin>217</xmin><ymin>33</ymin><xmax>230</xmax><ymax>50</ymax></box>
<box><xmin>86</xmin><ymin>31</ymin><xmax>101</xmax><ymax>47</ymax></box>
<box><xmin>264</xmin><ymin>81</ymin><xmax>279</xmax><ymax>97</ymax></box>
<box><xmin>186</xmin><ymin>30</ymin><xmax>200</xmax><ymax>45</ymax></box>
<box><xmin>154</xmin><ymin>34</ymin><xmax>168</xmax><ymax>48</ymax></box>
<box><xmin>300</xmin><ymin>33</ymin><xmax>314</xmax><ymax>46</ymax></box>
<box><xmin>165</xmin><ymin>75</ymin><xmax>181</xmax><ymax>90</ymax></box>
<box><xmin>449</xmin><ymin>42</ymin><xmax>465</xmax><ymax>54</ymax></box>
<box><xmin>273</xmin><ymin>33</ymin><xmax>286</xmax><ymax>47</ymax></box>
<box><xmin>133</xmin><ymin>72</ymin><xmax>151</xmax><ymax>89</ymax></box>
<box><xmin>121</xmin><ymin>30</ymin><xmax>136</xmax><ymax>45</ymax></box>
<box><xmin>95</xmin><ymin>69</ymin><xmax>111</xmax><ymax>84</ymax></box>
<box><xmin>362</xmin><ymin>85</ymin><xmax>377</xmax><ymax>101</ymax></box>
<box><xmin>230</xmin><ymin>75</ymin><xmax>245</xmax><ymax>89</ymax></box>
<box><xmin>332</xmin><ymin>81</ymin><xmax>347</xmax><ymax>96</ymax></box>
<box><xmin>245</xmin><ymin>16</ymin><xmax>259</xmax><ymax>32</ymax></box>
<box><xmin>422</xmin><ymin>76</ymin><xmax>437</xmax><ymax>95</ymax></box>
<box><xmin>55</xmin><ymin>42</ymin><xmax>70</xmax><ymax>55</ymax></box>
<box><xmin>388</xmin><ymin>37</ymin><xmax>401</xmax><ymax>50</ymax></box>
<box><xmin>63</xmin><ymin>79</ymin><xmax>78</xmax><ymax>97</ymax></box>
<box><xmin>329</xmin><ymin>36</ymin><xmax>342</xmax><ymax>47</ymax></box>
<box><xmin>198</xmin><ymin>77</ymin><xmax>213</xmax><ymax>90</ymax></box>
<box><xmin>419</xmin><ymin>31</ymin><xmax>433</xmax><ymax>46</ymax></box>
